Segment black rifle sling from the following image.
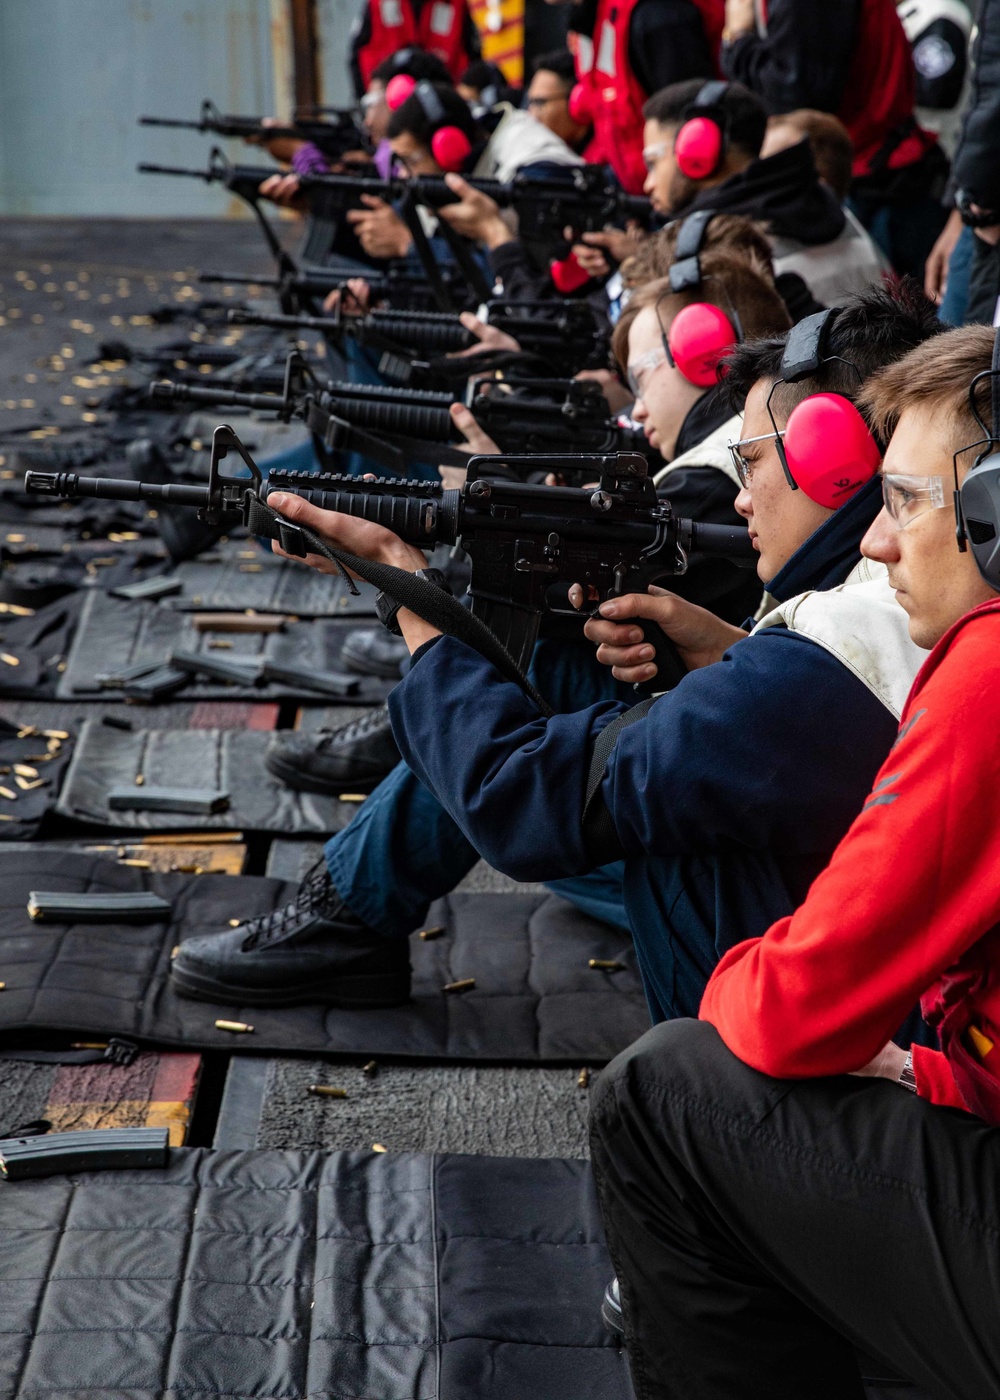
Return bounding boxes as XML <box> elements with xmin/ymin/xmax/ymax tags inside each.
<box><xmin>244</xmin><ymin>495</ymin><xmax>554</xmax><ymax>715</ymax></box>
<box><xmin>580</xmin><ymin>697</ymin><xmax>656</xmax><ymax>862</ymax></box>
<box><xmin>399</xmin><ymin>192</ymin><xmax>456</xmax><ymax>313</ymax></box>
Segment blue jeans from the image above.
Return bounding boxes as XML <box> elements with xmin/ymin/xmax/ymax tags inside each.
<box><xmin>939</xmin><ymin>225</ymin><xmax>974</xmax><ymax>327</ymax></box>
<box><xmin>324</xmin><ymin>636</ymin><xmax>633</xmax><ymax>937</ymax></box>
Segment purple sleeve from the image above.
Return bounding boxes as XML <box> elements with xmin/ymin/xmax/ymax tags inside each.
<box><xmin>291</xmin><ymin>143</ymin><xmax>332</xmax><ymax>177</ymax></box>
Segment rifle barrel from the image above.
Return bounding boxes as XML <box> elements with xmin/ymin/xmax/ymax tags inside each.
<box><xmin>149</xmin><ymin>381</ymin><xmax>287</xmax><ymax>412</ymax></box>
<box><xmin>23</xmin><ymin>472</ymin><xmax>211</xmax><ymax>508</ymax></box>
<box><xmin>139</xmin><ymin>116</ymin><xmax>205</xmax><ymax>130</ymax></box>
<box><xmin>138</xmin><ymin>162</ymin><xmax>212</xmax><ymax>179</ymax></box>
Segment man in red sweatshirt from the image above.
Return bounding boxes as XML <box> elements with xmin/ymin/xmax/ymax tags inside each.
<box><xmin>589</xmin><ymin>323</ymin><xmax>1000</xmax><ymax>1400</ymax></box>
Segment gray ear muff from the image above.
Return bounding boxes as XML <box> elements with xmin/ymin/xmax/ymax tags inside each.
<box><xmin>958</xmin><ymin>326</ymin><xmax>1000</xmax><ymax>591</ymax></box>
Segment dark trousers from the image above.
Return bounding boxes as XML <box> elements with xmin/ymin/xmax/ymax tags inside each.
<box><xmin>589</xmin><ymin>1019</ymin><xmax>1000</xmax><ymax>1400</ymax></box>
<box><xmin>966</xmin><ymin>235</ymin><xmax>1000</xmax><ymax>327</ymax></box>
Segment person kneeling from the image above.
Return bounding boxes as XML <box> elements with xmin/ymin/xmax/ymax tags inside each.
<box><xmin>590</xmin><ymin>323</ymin><xmax>1000</xmax><ymax>1399</ymax></box>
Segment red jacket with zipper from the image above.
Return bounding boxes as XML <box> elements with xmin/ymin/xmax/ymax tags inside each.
<box><xmin>701</xmin><ymin>599</ymin><xmax>1000</xmax><ymax>1124</ymax></box>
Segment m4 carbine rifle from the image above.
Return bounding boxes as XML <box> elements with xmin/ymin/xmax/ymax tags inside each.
<box><xmin>227</xmin><ymin>299</ymin><xmax>611</xmax><ymax>378</ymax></box>
<box><xmin>146</xmin><ymin>354</ymin><xmax>649</xmax><ymax>476</ymax></box>
<box><xmin>24</xmin><ymin>427</ymin><xmax>753</xmax><ymax>681</ymax></box>
<box><xmin>199</xmin><ymin>266</ymin><xmax>470</xmax><ymax>315</ymax></box>
<box><xmin>139</xmin><ymin>100</ymin><xmax>368</xmax><ymax>162</ymax></box>
<box><xmin>140</xmin><ymin>149</ymin><xmax>651</xmax><ymax>261</ymax></box>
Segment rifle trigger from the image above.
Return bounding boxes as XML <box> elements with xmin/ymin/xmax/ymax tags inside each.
<box><xmin>276</xmin><ymin>519</ymin><xmax>308</xmax><ymax>558</ymax></box>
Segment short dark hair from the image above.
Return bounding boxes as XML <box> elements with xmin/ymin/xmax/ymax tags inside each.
<box><xmin>720</xmin><ymin>277</ymin><xmax>945</xmax><ymax>444</ymax></box>
<box><xmin>530</xmin><ymin>49</ymin><xmax>576</xmax><ymax>87</ymax></box>
<box><xmin>370</xmin><ymin>49</ymin><xmax>453</xmax><ymax>87</ymax></box>
<box><xmin>460</xmin><ymin>60</ymin><xmax>506</xmax><ymax>93</ymax></box>
<box><xmin>643</xmin><ymin>79</ymin><xmax>767</xmax><ymax>160</ymax></box>
<box><xmin>387</xmin><ymin>81</ymin><xmax>479</xmax><ymax>146</ymax></box>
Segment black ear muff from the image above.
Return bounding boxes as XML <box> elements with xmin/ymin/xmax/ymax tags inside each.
<box><xmin>668</xmin><ymin>209</ymin><xmax>715</xmax><ymax>293</ymax></box>
<box><xmin>957</xmin><ymin>327</ymin><xmax>1000</xmax><ymax>591</ymax></box>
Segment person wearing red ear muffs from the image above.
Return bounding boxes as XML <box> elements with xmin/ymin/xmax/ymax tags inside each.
<box><xmin>641</xmin><ymin>77</ymin><xmax>888</xmax><ymax>306</ymax></box>
<box><xmin>565</xmin><ymin>0</ymin><xmax>725</xmax><ymax>195</ymax></box>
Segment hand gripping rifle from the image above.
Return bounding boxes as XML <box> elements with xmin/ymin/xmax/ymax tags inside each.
<box><xmin>141</xmin><ymin>150</ymin><xmax>651</xmax><ymax>304</ymax></box>
<box><xmin>146</xmin><ymin>354</ymin><xmax>650</xmax><ymax>476</ymax></box>
<box><xmin>139</xmin><ymin>100</ymin><xmax>368</xmax><ymax>162</ymax></box>
<box><xmin>24</xmin><ymin>427</ymin><xmax>754</xmax><ymax>703</ymax></box>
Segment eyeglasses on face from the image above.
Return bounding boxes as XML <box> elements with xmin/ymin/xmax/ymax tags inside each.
<box><xmin>727</xmin><ymin>431</ymin><xmax>780</xmax><ymax>487</ymax></box>
<box><xmin>526</xmin><ymin>94</ymin><xmax>566</xmax><ymax>110</ymax></box>
<box><xmin>626</xmin><ymin>346</ymin><xmax>668</xmax><ymax>398</ymax></box>
<box><xmin>642</xmin><ymin>141</ymin><xmax>669</xmax><ymax>172</ymax></box>
<box><xmin>881</xmin><ymin>472</ymin><xmax>947</xmax><ymax>529</ymax></box>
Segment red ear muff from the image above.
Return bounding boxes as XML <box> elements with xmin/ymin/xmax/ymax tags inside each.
<box><xmin>430</xmin><ymin>125</ymin><xmax>472</xmax><ymax>172</ymax></box>
<box><xmin>674</xmin><ymin>115</ymin><xmax>724</xmax><ymax>180</ymax></box>
<box><xmin>782</xmin><ymin>394</ymin><xmax>881</xmax><ymax>508</ymax></box>
<box><xmin>567</xmin><ymin>82</ymin><xmax>592</xmax><ymax>125</ymax></box>
<box><xmin>666</xmin><ymin>302</ymin><xmax>738</xmax><ymax>388</ymax></box>
<box><xmin>385</xmin><ymin>74</ymin><xmax>416</xmax><ymax>110</ymax></box>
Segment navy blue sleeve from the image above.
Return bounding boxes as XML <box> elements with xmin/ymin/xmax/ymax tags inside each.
<box><xmin>389</xmin><ymin>626</ymin><xmax>899</xmax><ymax>881</ymax></box>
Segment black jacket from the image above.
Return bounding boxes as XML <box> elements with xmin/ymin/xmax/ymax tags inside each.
<box><xmin>953</xmin><ymin>0</ymin><xmax>1000</xmax><ymax>215</ymax></box>
<box><xmin>684</xmin><ymin>140</ymin><xmax>846</xmax><ymax>246</ymax></box>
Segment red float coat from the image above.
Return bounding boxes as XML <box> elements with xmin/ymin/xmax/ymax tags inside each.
<box><xmin>701</xmin><ymin>598</ymin><xmax>1000</xmax><ymax>1127</ymax></box>
<box><xmin>576</xmin><ymin>0</ymin><xmax>725</xmax><ymax>195</ymax></box>
<box><xmin>358</xmin><ymin>0</ymin><xmax>470</xmax><ymax>88</ymax></box>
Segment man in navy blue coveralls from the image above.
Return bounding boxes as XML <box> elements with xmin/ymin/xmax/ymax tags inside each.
<box><xmin>170</xmin><ymin>284</ymin><xmax>942</xmax><ymax>1023</ymax></box>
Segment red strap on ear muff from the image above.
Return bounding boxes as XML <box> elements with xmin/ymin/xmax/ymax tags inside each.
<box><xmin>666</xmin><ymin>302</ymin><xmax>738</xmax><ymax>388</ymax></box>
<box><xmin>567</xmin><ymin>82</ymin><xmax>592</xmax><ymax>125</ymax></box>
<box><xmin>782</xmin><ymin>395</ymin><xmax>881</xmax><ymax>508</ymax></box>
<box><xmin>431</xmin><ymin>125</ymin><xmax>472</xmax><ymax>172</ymax></box>
<box><xmin>674</xmin><ymin>115</ymin><xmax>724</xmax><ymax>181</ymax></box>
<box><xmin>385</xmin><ymin>74</ymin><xmax>417</xmax><ymax>110</ymax></box>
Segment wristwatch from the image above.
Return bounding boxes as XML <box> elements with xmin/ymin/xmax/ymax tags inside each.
<box><xmin>376</xmin><ymin>567</ymin><xmax>453</xmax><ymax>636</ymax></box>
<box><xmin>898</xmin><ymin>1050</ymin><xmax>918</xmax><ymax>1093</ymax></box>
<box><xmin>956</xmin><ymin>188</ymin><xmax>998</xmax><ymax>229</ymax></box>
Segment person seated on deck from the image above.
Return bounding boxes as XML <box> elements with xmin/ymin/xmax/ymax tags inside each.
<box><xmin>169</xmin><ymin>282</ymin><xmax>942</xmax><ymax>1019</ymax></box>
<box><xmin>590</xmin><ymin>321</ymin><xmax>1000</xmax><ymax>1400</ymax></box>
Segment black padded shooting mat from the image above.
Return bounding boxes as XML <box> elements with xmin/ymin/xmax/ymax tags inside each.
<box><xmin>57</xmin><ymin>590</ymin><xmax>393</xmax><ymax>703</ymax></box>
<box><xmin>56</xmin><ymin>720</ymin><xmax>355</xmax><ymax>834</ymax></box>
<box><xmin>168</xmin><ymin>549</ymin><xmax>380</xmax><ymax>617</ymax></box>
<box><xmin>0</xmin><ymin>850</ymin><xmax>647</xmax><ymax>1062</ymax></box>
<box><xmin>0</xmin><ymin>1147</ymin><xmax>628</xmax><ymax>1400</ymax></box>
<box><xmin>0</xmin><ymin>719</ymin><xmax>74</xmax><ymax>840</ymax></box>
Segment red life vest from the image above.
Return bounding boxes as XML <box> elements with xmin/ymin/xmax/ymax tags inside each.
<box><xmin>358</xmin><ymin>0</ymin><xmax>470</xmax><ymax>88</ymax></box>
<box><xmin>576</xmin><ymin>0</ymin><xmax>725</xmax><ymax>195</ymax></box>
<box><xmin>757</xmin><ymin>0</ymin><xmax>933</xmax><ymax>177</ymax></box>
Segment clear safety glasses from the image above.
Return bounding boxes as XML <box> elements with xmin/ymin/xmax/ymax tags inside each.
<box><xmin>881</xmin><ymin>472</ymin><xmax>947</xmax><ymax>529</ymax></box>
<box><xmin>642</xmin><ymin>141</ymin><xmax>669</xmax><ymax>172</ymax></box>
<box><xmin>626</xmin><ymin>346</ymin><xmax>667</xmax><ymax>399</ymax></box>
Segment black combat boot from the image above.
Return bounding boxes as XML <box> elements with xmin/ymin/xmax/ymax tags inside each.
<box><xmin>169</xmin><ymin>862</ymin><xmax>411</xmax><ymax>1007</ymax></box>
<box><xmin>264</xmin><ymin>703</ymin><xmax>400</xmax><ymax>795</ymax></box>
<box><xmin>340</xmin><ymin>627</ymin><xmax>409</xmax><ymax>679</ymax></box>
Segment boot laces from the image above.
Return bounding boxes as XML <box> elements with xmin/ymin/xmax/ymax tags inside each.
<box><xmin>316</xmin><ymin>704</ymin><xmax>390</xmax><ymax>752</ymax></box>
<box><xmin>240</xmin><ymin>860</ymin><xmax>338</xmax><ymax>950</ymax></box>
